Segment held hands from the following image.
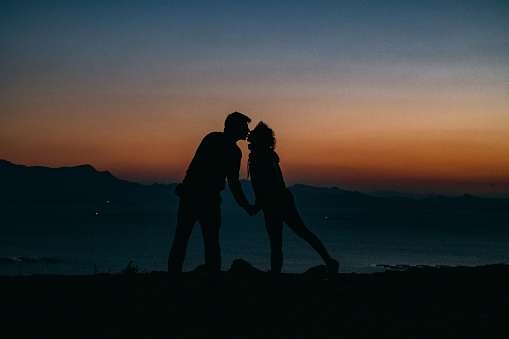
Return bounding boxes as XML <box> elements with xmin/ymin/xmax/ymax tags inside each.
<box><xmin>243</xmin><ymin>204</ymin><xmax>260</xmax><ymax>216</ymax></box>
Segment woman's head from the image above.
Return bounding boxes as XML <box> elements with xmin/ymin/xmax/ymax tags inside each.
<box><xmin>248</xmin><ymin>121</ymin><xmax>276</xmax><ymax>150</ymax></box>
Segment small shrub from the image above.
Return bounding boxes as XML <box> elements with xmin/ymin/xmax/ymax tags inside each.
<box><xmin>120</xmin><ymin>260</ymin><xmax>139</xmax><ymax>275</ymax></box>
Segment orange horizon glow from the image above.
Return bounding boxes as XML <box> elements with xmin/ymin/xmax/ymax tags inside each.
<box><xmin>3</xmin><ymin>117</ymin><xmax>508</xmax><ymax>197</ymax></box>
<box><xmin>2</xmin><ymin>95</ymin><xmax>509</xmax><ymax>197</ymax></box>
<box><xmin>1</xmin><ymin>1</ymin><xmax>508</xmax><ymax>197</ymax></box>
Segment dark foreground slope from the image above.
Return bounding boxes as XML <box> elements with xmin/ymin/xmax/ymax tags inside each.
<box><xmin>1</xmin><ymin>262</ymin><xmax>508</xmax><ymax>338</ymax></box>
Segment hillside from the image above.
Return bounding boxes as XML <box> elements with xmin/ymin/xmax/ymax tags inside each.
<box><xmin>0</xmin><ymin>159</ymin><xmax>175</xmax><ymax>204</ymax></box>
<box><xmin>1</xmin><ymin>159</ymin><xmax>508</xmax><ymax>210</ymax></box>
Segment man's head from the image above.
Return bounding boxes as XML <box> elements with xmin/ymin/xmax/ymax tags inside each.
<box><xmin>224</xmin><ymin>112</ymin><xmax>251</xmax><ymax>141</ymax></box>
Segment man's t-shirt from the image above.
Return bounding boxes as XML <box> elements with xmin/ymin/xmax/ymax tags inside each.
<box><xmin>182</xmin><ymin>132</ymin><xmax>248</xmax><ymax>207</ymax></box>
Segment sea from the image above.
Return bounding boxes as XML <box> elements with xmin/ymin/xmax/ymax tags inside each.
<box><xmin>1</xmin><ymin>202</ymin><xmax>508</xmax><ymax>276</ymax></box>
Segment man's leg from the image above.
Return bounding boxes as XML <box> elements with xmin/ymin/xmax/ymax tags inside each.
<box><xmin>198</xmin><ymin>203</ymin><xmax>222</xmax><ymax>277</ymax></box>
<box><xmin>168</xmin><ymin>198</ymin><xmax>197</xmax><ymax>273</ymax></box>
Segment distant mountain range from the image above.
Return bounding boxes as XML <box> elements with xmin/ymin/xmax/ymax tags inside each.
<box><xmin>1</xmin><ymin>159</ymin><xmax>508</xmax><ymax>210</ymax></box>
<box><xmin>0</xmin><ymin>159</ymin><xmax>177</xmax><ymax>204</ymax></box>
<box><xmin>287</xmin><ymin>184</ymin><xmax>509</xmax><ymax>211</ymax></box>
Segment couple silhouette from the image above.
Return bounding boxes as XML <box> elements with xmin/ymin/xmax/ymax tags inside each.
<box><xmin>168</xmin><ymin>112</ymin><xmax>339</xmax><ymax>285</ymax></box>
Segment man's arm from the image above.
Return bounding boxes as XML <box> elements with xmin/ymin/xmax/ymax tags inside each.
<box><xmin>227</xmin><ymin>172</ymin><xmax>249</xmax><ymax>207</ymax></box>
<box><xmin>227</xmin><ymin>149</ymin><xmax>256</xmax><ymax>215</ymax></box>
<box><xmin>228</xmin><ymin>175</ymin><xmax>258</xmax><ymax>216</ymax></box>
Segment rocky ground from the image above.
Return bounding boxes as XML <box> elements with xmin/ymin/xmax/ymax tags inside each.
<box><xmin>1</xmin><ymin>261</ymin><xmax>508</xmax><ymax>338</ymax></box>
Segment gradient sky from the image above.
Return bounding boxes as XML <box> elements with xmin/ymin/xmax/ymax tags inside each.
<box><xmin>1</xmin><ymin>0</ymin><xmax>508</xmax><ymax>196</ymax></box>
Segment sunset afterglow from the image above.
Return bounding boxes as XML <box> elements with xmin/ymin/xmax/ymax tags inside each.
<box><xmin>1</xmin><ymin>1</ymin><xmax>508</xmax><ymax>196</ymax></box>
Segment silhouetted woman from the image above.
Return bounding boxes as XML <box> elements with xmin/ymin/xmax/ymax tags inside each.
<box><xmin>248</xmin><ymin>122</ymin><xmax>339</xmax><ymax>279</ymax></box>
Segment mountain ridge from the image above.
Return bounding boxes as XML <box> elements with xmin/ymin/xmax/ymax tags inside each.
<box><xmin>1</xmin><ymin>160</ymin><xmax>508</xmax><ymax>210</ymax></box>
<box><xmin>0</xmin><ymin>159</ymin><xmax>176</xmax><ymax>204</ymax></box>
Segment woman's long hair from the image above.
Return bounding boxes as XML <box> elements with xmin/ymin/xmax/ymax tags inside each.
<box><xmin>249</xmin><ymin>121</ymin><xmax>276</xmax><ymax>150</ymax></box>
<box><xmin>247</xmin><ymin>121</ymin><xmax>276</xmax><ymax>178</ymax></box>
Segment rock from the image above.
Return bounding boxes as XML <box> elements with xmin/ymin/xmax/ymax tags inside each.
<box><xmin>228</xmin><ymin>259</ymin><xmax>263</xmax><ymax>274</ymax></box>
<box><xmin>190</xmin><ymin>264</ymin><xmax>207</xmax><ymax>274</ymax></box>
<box><xmin>303</xmin><ymin>265</ymin><xmax>327</xmax><ymax>276</ymax></box>
<box><xmin>0</xmin><ymin>257</ymin><xmax>15</xmax><ymax>264</ymax></box>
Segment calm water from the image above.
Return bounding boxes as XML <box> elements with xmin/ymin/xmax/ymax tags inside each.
<box><xmin>0</xmin><ymin>203</ymin><xmax>508</xmax><ymax>275</ymax></box>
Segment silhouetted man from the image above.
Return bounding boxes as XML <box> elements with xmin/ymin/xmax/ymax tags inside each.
<box><xmin>168</xmin><ymin>112</ymin><xmax>255</xmax><ymax>284</ymax></box>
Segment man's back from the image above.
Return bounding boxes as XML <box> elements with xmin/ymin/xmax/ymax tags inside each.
<box><xmin>183</xmin><ymin>132</ymin><xmax>241</xmax><ymax>193</ymax></box>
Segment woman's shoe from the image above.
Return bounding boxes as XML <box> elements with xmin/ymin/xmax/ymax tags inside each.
<box><xmin>326</xmin><ymin>259</ymin><xmax>339</xmax><ymax>279</ymax></box>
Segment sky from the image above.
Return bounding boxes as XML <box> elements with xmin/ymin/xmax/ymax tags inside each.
<box><xmin>1</xmin><ymin>0</ymin><xmax>508</xmax><ymax>197</ymax></box>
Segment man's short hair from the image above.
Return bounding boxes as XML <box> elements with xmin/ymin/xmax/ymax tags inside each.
<box><xmin>225</xmin><ymin>112</ymin><xmax>251</xmax><ymax>131</ymax></box>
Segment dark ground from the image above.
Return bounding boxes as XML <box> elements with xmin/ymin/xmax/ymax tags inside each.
<box><xmin>1</xmin><ymin>262</ymin><xmax>508</xmax><ymax>338</ymax></box>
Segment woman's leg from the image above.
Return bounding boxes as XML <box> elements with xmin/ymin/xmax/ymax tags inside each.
<box><xmin>264</xmin><ymin>211</ymin><xmax>284</xmax><ymax>274</ymax></box>
<box><xmin>282</xmin><ymin>194</ymin><xmax>338</xmax><ymax>275</ymax></box>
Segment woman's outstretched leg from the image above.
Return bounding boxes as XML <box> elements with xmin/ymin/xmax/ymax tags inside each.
<box><xmin>283</xmin><ymin>195</ymin><xmax>339</xmax><ymax>276</ymax></box>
